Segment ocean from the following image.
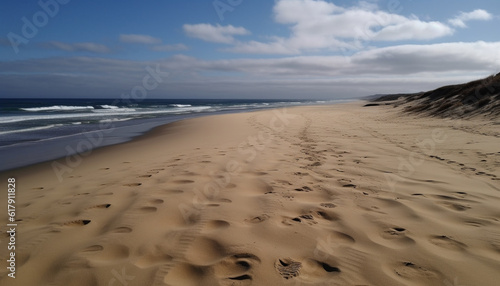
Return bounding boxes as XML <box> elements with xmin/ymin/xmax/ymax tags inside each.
<box><xmin>0</xmin><ymin>98</ymin><xmax>350</xmax><ymax>171</ymax></box>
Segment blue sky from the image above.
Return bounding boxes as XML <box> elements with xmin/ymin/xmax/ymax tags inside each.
<box><xmin>0</xmin><ymin>0</ymin><xmax>499</xmax><ymax>99</ymax></box>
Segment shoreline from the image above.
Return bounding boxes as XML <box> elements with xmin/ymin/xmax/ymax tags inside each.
<box><xmin>0</xmin><ymin>102</ymin><xmax>338</xmax><ymax>172</ymax></box>
<box><xmin>0</xmin><ymin>113</ymin><xmax>200</xmax><ymax>173</ymax></box>
<box><xmin>1</xmin><ymin>102</ymin><xmax>499</xmax><ymax>285</ymax></box>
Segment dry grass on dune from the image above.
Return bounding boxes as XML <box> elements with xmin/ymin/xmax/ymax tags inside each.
<box><xmin>373</xmin><ymin>72</ymin><xmax>500</xmax><ymax>118</ymax></box>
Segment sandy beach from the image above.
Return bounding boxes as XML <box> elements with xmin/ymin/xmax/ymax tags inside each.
<box><xmin>1</xmin><ymin>102</ymin><xmax>499</xmax><ymax>286</ymax></box>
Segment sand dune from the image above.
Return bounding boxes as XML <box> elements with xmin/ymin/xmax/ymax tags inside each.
<box><xmin>1</xmin><ymin>103</ymin><xmax>499</xmax><ymax>285</ymax></box>
<box><xmin>373</xmin><ymin>72</ymin><xmax>500</xmax><ymax>118</ymax></box>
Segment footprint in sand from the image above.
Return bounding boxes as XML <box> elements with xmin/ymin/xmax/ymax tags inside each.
<box><xmin>150</xmin><ymin>199</ymin><xmax>164</xmax><ymax>204</ymax></box>
<box><xmin>173</xmin><ymin>179</ymin><xmax>195</xmax><ymax>184</ymax></box>
<box><xmin>79</xmin><ymin>244</ymin><xmax>130</xmax><ymax>262</ymax></box>
<box><xmin>162</xmin><ymin>189</ymin><xmax>184</xmax><ymax>194</ymax></box>
<box><xmin>112</xmin><ymin>226</ymin><xmax>133</xmax><ymax>233</ymax></box>
<box><xmin>380</xmin><ymin>227</ymin><xmax>415</xmax><ymax>245</ymax></box>
<box><xmin>250</xmin><ymin>171</ymin><xmax>268</xmax><ymax>176</ymax></box>
<box><xmin>429</xmin><ymin>235</ymin><xmax>467</xmax><ymax>251</ymax></box>
<box><xmin>282</xmin><ymin>210</ymin><xmax>337</xmax><ymax>226</ymax></box>
<box><xmin>214</xmin><ymin>253</ymin><xmax>261</xmax><ymax>285</ymax></box>
<box><xmin>146</xmin><ymin>168</ymin><xmax>165</xmax><ymax>174</ymax></box>
<box><xmin>392</xmin><ymin>261</ymin><xmax>441</xmax><ymax>281</ymax></box>
<box><xmin>315</xmin><ymin>210</ymin><xmax>337</xmax><ymax>221</ymax></box>
<box><xmin>85</xmin><ymin>204</ymin><xmax>111</xmax><ymax>210</ymax></box>
<box><xmin>275</xmin><ymin>258</ymin><xmax>340</xmax><ymax>281</ymax></box>
<box><xmin>123</xmin><ymin>183</ymin><xmax>142</xmax><ymax>187</ymax></box>
<box><xmin>277</xmin><ymin>180</ymin><xmax>293</xmax><ymax>186</ymax></box>
<box><xmin>246</xmin><ymin>214</ymin><xmax>270</xmax><ymax>224</ymax></box>
<box><xmin>342</xmin><ymin>184</ymin><xmax>357</xmax><ymax>188</ymax></box>
<box><xmin>463</xmin><ymin>220</ymin><xmax>486</xmax><ymax>228</ymax></box>
<box><xmin>294</xmin><ymin>172</ymin><xmax>309</xmax><ymax>176</ymax></box>
<box><xmin>81</xmin><ymin>245</ymin><xmax>104</xmax><ymax>252</ymax></box>
<box><xmin>330</xmin><ymin>231</ymin><xmax>356</xmax><ymax>244</ymax></box>
<box><xmin>95</xmin><ymin>192</ymin><xmax>114</xmax><ymax>196</ymax></box>
<box><xmin>320</xmin><ymin>203</ymin><xmax>336</xmax><ymax>208</ymax></box>
<box><xmin>138</xmin><ymin>206</ymin><xmax>157</xmax><ymax>213</ymax></box>
<box><xmin>275</xmin><ymin>258</ymin><xmax>302</xmax><ymax>280</ymax></box>
<box><xmin>206</xmin><ymin>220</ymin><xmax>230</xmax><ymax>231</ymax></box>
<box><xmin>438</xmin><ymin>202</ymin><xmax>471</xmax><ymax>211</ymax></box>
<box><xmin>294</xmin><ymin>186</ymin><xmax>312</xmax><ymax>192</ymax></box>
<box><xmin>74</xmin><ymin>192</ymin><xmax>90</xmax><ymax>196</ymax></box>
<box><xmin>60</xmin><ymin>219</ymin><xmax>91</xmax><ymax>226</ymax></box>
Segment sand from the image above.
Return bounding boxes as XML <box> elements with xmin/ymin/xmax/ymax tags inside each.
<box><xmin>1</xmin><ymin>102</ymin><xmax>499</xmax><ymax>286</ymax></box>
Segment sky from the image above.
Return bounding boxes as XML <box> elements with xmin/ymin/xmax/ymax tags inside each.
<box><xmin>0</xmin><ymin>0</ymin><xmax>499</xmax><ymax>99</ymax></box>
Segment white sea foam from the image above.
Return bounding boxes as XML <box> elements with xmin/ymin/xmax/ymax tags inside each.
<box><xmin>99</xmin><ymin>118</ymin><xmax>134</xmax><ymax>123</ymax></box>
<box><xmin>99</xmin><ymin>105</ymin><xmax>119</xmax><ymax>109</ymax></box>
<box><xmin>21</xmin><ymin>105</ymin><xmax>95</xmax><ymax>112</ymax></box>
<box><xmin>0</xmin><ymin>106</ymin><xmax>213</xmax><ymax>124</ymax></box>
<box><xmin>0</xmin><ymin>124</ymin><xmax>62</xmax><ymax>135</ymax></box>
<box><xmin>92</xmin><ymin>107</ymin><xmax>136</xmax><ymax>113</ymax></box>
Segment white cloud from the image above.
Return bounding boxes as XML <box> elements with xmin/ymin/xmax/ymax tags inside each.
<box><xmin>229</xmin><ymin>39</ymin><xmax>300</xmax><ymax>55</ymax></box>
<box><xmin>183</xmin><ymin>24</ymin><xmax>250</xmax><ymax>44</ymax></box>
<box><xmin>119</xmin><ymin>34</ymin><xmax>188</xmax><ymax>52</ymax></box>
<box><xmin>151</xmin><ymin>44</ymin><xmax>189</xmax><ymax>52</ymax></box>
<box><xmin>2</xmin><ymin>41</ymin><xmax>499</xmax><ymax>98</ymax></box>
<box><xmin>227</xmin><ymin>0</ymin><xmax>456</xmax><ymax>55</ymax></box>
<box><xmin>449</xmin><ymin>9</ymin><xmax>493</xmax><ymax>28</ymax></box>
<box><xmin>42</xmin><ymin>41</ymin><xmax>110</xmax><ymax>53</ymax></box>
<box><xmin>213</xmin><ymin>42</ymin><xmax>500</xmax><ymax>77</ymax></box>
<box><xmin>373</xmin><ymin>20</ymin><xmax>453</xmax><ymax>41</ymax></box>
<box><xmin>120</xmin><ymin>34</ymin><xmax>162</xmax><ymax>44</ymax></box>
<box><xmin>351</xmin><ymin>41</ymin><xmax>500</xmax><ymax>74</ymax></box>
<box><xmin>11</xmin><ymin>41</ymin><xmax>499</xmax><ymax>78</ymax></box>
<box><xmin>273</xmin><ymin>0</ymin><xmax>343</xmax><ymax>24</ymax></box>
<box><xmin>181</xmin><ymin>2</ymin><xmax>491</xmax><ymax>56</ymax></box>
